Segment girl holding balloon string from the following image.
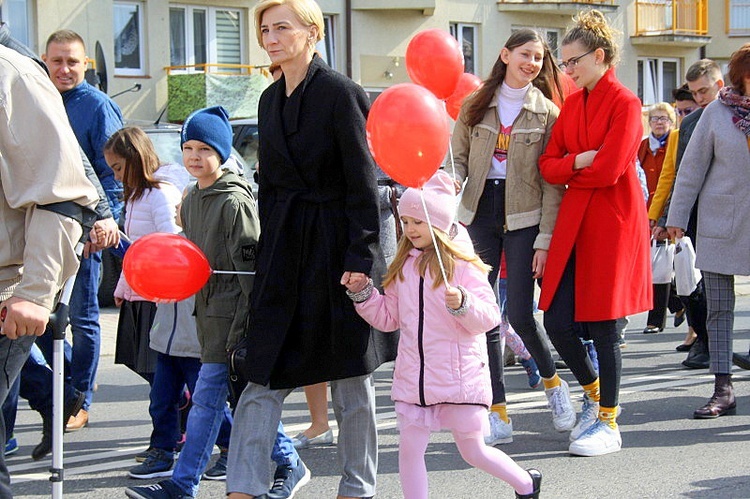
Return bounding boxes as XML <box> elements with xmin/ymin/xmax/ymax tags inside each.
<box><xmin>451</xmin><ymin>28</ymin><xmax>573</xmax><ymax>444</ymax></box>
<box><xmin>105</xmin><ymin>127</ymin><xmax>183</xmax><ymax>384</ymax></box>
<box><xmin>344</xmin><ymin>170</ymin><xmax>542</xmax><ymax>499</ymax></box>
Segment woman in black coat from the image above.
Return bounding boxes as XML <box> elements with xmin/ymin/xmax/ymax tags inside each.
<box><xmin>226</xmin><ymin>1</ymin><xmax>382</xmax><ymax>498</ymax></box>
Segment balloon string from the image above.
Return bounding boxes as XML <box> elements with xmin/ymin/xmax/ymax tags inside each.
<box><xmin>212</xmin><ymin>270</ymin><xmax>256</xmax><ymax>275</ymax></box>
<box><xmin>420</xmin><ymin>191</ymin><xmax>449</xmax><ymax>290</ymax></box>
<box><xmin>448</xmin><ymin>139</ymin><xmax>456</xmax><ymax>181</ymax></box>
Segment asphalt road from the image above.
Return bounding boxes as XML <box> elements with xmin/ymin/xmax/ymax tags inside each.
<box><xmin>8</xmin><ymin>283</ymin><xmax>750</xmax><ymax>498</ymax></box>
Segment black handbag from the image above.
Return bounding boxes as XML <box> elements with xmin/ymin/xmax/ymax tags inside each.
<box><xmin>227</xmin><ymin>336</ymin><xmax>249</xmax><ymax>407</ymax></box>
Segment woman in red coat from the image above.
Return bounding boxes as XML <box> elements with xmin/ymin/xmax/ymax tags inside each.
<box><xmin>538</xmin><ymin>10</ymin><xmax>651</xmax><ymax>457</ymax></box>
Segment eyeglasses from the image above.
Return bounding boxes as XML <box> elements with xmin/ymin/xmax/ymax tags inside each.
<box><xmin>676</xmin><ymin>107</ymin><xmax>697</xmax><ymax>117</ymax></box>
<box><xmin>649</xmin><ymin>116</ymin><xmax>672</xmax><ymax>123</ymax></box>
<box><xmin>558</xmin><ymin>49</ymin><xmax>595</xmax><ymax>70</ymax></box>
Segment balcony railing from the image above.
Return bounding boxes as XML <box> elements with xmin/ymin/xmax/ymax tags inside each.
<box><xmin>726</xmin><ymin>0</ymin><xmax>750</xmax><ymax>35</ymax></box>
<box><xmin>497</xmin><ymin>0</ymin><xmax>614</xmax><ymax>4</ymax></box>
<box><xmin>635</xmin><ymin>0</ymin><xmax>708</xmax><ymax>36</ymax></box>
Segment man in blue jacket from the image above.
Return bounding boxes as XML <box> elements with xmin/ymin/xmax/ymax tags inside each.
<box><xmin>42</xmin><ymin>29</ymin><xmax>124</xmax><ymax>431</ymax></box>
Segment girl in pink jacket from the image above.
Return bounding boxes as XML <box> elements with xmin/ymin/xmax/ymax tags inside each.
<box><xmin>342</xmin><ymin>171</ymin><xmax>542</xmax><ymax>499</ymax></box>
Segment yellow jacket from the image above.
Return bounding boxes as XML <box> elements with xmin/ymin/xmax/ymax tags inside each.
<box><xmin>648</xmin><ymin>129</ymin><xmax>679</xmax><ymax>221</ymax></box>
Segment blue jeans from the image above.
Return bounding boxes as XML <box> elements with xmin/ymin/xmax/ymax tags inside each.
<box><xmin>170</xmin><ymin>363</ymin><xmax>299</xmax><ymax>496</ymax></box>
<box><xmin>149</xmin><ymin>354</ymin><xmax>231</xmax><ymax>451</ymax></box>
<box><xmin>68</xmin><ymin>252</ymin><xmax>102</xmax><ymax>410</ymax></box>
<box><xmin>35</xmin><ymin>254</ymin><xmax>103</xmax><ymax>411</ymax></box>
<box><xmin>20</xmin><ymin>336</ymin><xmax>82</xmax><ymax>418</ymax></box>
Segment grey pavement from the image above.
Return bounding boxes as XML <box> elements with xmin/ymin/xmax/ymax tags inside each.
<box><xmin>6</xmin><ymin>277</ymin><xmax>750</xmax><ymax>498</ymax></box>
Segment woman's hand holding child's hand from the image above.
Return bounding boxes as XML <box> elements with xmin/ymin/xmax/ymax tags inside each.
<box><xmin>445</xmin><ymin>285</ymin><xmax>463</xmax><ymax>310</ymax></box>
<box><xmin>341</xmin><ymin>271</ymin><xmax>368</xmax><ymax>293</ymax></box>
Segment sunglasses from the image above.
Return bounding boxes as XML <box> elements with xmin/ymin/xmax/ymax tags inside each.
<box><xmin>558</xmin><ymin>49</ymin><xmax>595</xmax><ymax>70</ymax></box>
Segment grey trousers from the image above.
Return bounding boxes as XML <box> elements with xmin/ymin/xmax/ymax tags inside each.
<box><xmin>703</xmin><ymin>271</ymin><xmax>735</xmax><ymax>374</ymax></box>
<box><xmin>0</xmin><ymin>335</ymin><xmax>36</xmax><ymax>499</ymax></box>
<box><xmin>227</xmin><ymin>374</ymin><xmax>377</xmax><ymax>498</ymax></box>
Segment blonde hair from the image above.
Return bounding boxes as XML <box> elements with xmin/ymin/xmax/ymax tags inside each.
<box><xmin>383</xmin><ymin>229</ymin><xmax>491</xmax><ymax>290</ymax></box>
<box><xmin>254</xmin><ymin>0</ymin><xmax>325</xmax><ymax>48</ymax></box>
<box><xmin>649</xmin><ymin>102</ymin><xmax>676</xmax><ymax>125</ymax></box>
<box><xmin>562</xmin><ymin>9</ymin><xmax>620</xmax><ymax>67</ymax></box>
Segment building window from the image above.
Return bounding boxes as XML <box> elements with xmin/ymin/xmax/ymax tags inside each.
<box><xmin>169</xmin><ymin>4</ymin><xmax>244</xmax><ymax>73</ymax></box>
<box><xmin>728</xmin><ymin>0</ymin><xmax>750</xmax><ymax>34</ymax></box>
<box><xmin>114</xmin><ymin>1</ymin><xmax>145</xmax><ymax>75</ymax></box>
<box><xmin>512</xmin><ymin>26</ymin><xmax>562</xmax><ymax>60</ymax></box>
<box><xmin>0</xmin><ymin>0</ymin><xmax>30</xmax><ymax>47</ymax></box>
<box><xmin>315</xmin><ymin>15</ymin><xmax>336</xmax><ymax>70</ymax></box>
<box><xmin>638</xmin><ymin>57</ymin><xmax>679</xmax><ymax>106</ymax></box>
<box><xmin>449</xmin><ymin>23</ymin><xmax>477</xmax><ymax>75</ymax></box>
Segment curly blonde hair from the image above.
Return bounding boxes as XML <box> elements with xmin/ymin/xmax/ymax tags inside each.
<box><xmin>562</xmin><ymin>9</ymin><xmax>620</xmax><ymax>67</ymax></box>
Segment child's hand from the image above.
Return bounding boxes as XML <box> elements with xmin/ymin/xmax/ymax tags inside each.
<box><xmin>445</xmin><ymin>285</ymin><xmax>463</xmax><ymax>310</ymax></box>
<box><xmin>341</xmin><ymin>271</ymin><xmax>369</xmax><ymax>293</ymax></box>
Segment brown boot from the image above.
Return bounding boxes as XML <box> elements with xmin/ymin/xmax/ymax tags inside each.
<box><xmin>694</xmin><ymin>374</ymin><xmax>736</xmax><ymax>419</ymax></box>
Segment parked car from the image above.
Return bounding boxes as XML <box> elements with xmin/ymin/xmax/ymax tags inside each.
<box><xmin>97</xmin><ymin>122</ymin><xmax>256</xmax><ymax>307</ymax></box>
<box><xmin>229</xmin><ymin>118</ymin><xmax>259</xmax><ymax>168</ymax></box>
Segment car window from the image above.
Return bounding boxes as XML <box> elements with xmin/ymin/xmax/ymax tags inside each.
<box><xmin>232</xmin><ymin>124</ymin><xmax>259</xmax><ymax>167</ymax></box>
<box><xmin>148</xmin><ymin>131</ymin><xmax>184</xmax><ymax>166</ymax></box>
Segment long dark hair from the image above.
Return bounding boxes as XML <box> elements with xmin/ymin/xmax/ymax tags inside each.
<box><xmin>104</xmin><ymin>127</ymin><xmax>162</xmax><ymax>202</ymax></box>
<box><xmin>463</xmin><ymin>28</ymin><xmax>564</xmax><ymax>127</ymax></box>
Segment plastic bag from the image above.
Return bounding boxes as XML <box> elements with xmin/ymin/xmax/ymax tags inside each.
<box><xmin>651</xmin><ymin>239</ymin><xmax>675</xmax><ymax>284</ymax></box>
<box><xmin>673</xmin><ymin>236</ymin><xmax>701</xmax><ymax>296</ymax></box>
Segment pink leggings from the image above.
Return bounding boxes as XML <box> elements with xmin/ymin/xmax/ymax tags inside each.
<box><xmin>398</xmin><ymin>424</ymin><xmax>533</xmax><ymax>498</ymax></box>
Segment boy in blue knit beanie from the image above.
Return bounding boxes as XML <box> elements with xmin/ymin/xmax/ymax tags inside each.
<box><xmin>126</xmin><ymin>107</ymin><xmax>306</xmax><ymax>498</ymax></box>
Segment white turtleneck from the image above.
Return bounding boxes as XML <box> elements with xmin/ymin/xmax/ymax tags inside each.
<box><xmin>488</xmin><ymin>82</ymin><xmax>530</xmax><ymax>179</ymax></box>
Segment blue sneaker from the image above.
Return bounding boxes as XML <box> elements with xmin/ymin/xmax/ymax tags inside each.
<box><xmin>4</xmin><ymin>436</ymin><xmax>18</xmax><ymax>456</ymax></box>
<box><xmin>125</xmin><ymin>480</ymin><xmax>193</xmax><ymax>499</ymax></box>
<box><xmin>202</xmin><ymin>448</ymin><xmax>227</xmax><ymax>481</ymax></box>
<box><xmin>520</xmin><ymin>357</ymin><xmax>541</xmax><ymax>389</ymax></box>
<box><xmin>128</xmin><ymin>448</ymin><xmax>174</xmax><ymax>479</ymax></box>
<box><xmin>267</xmin><ymin>460</ymin><xmax>311</xmax><ymax>499</ymax></box>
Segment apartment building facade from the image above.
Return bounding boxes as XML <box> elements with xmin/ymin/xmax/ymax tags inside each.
<box><xmin>1</xmin><ymin>0</ymin><xmax>748</xmax><ymax>121</ymax></box>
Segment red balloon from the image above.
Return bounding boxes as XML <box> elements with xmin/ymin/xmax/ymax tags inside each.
<box><xmin>366</xmin><ymin>83</ymin><xmax>450</xmax><ymax>188</ymax></box>
<box><xmin>406</xmin><ymin>29</ymin><xmax>464</xmax><ymax>100</ymax></box>
<box><xmin>445</xmin><ymin>73</ymin><xmax>482</xmax><ymax>121</ymax></box>
<box><xmin>122</xmin><ymin>233</ymin><xmax>212</xmax><ymax>301</ymax></box>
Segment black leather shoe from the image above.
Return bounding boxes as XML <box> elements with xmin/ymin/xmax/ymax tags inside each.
<box><xmin>643</xmin><ymin>326</ymin><xmax>661</xmax><ymax>334</ymax></box>
<box><xmin>516</xmin><ymin>468</ymin><xmax>542</xmax><ymax>499</ymax></box>
<box><xmin>682</xmin><ymin>340</ymin><xmax>710</xmax><ymax>369</ymax></box>
<box><xmin>674</xmin><ymin>308</ymin><xmax>686</xmax><ymax>328</ymax></box>
<box><xmin>732</xmin><ymin>352</ymin><xmax>750</xmax><ymax>370</ymax></box>
<box><xmin>32</xmin><ymin>390</ymin><xmax>85</xmax><ymax>460</ymax></box>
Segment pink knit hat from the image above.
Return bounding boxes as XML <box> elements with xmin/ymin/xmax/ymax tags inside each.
<box><xmin>398</xmin><ymin>170</ymin><xmax>457</xmax><ymax>234</ymax></box>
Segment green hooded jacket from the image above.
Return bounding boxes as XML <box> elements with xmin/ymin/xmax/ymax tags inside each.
<box><xmin>180</xmin><ymin>170</ymin><xmax>259</xmax><ymax>363</ymax></box>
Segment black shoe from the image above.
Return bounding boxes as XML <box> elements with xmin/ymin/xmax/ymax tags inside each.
<box><xmin>516</xmin><ymin>468</ymin><xmax>542</xmax><ymax>499</ymax></box>
<box><xmin>643</xmin><ymin>326</ymin><xmax>661</xmax><ymax>334</ymax></box>
<box><xmin>676</xmin><ymin>341</ymin><xmax>696</xmax><ymax>352</ymax></box>
<box><xmin>674</xmin><ymin>308</ymin><xmax>687</xmax><ymax>328</ymax></box>
<box><xmin>682</xmin><ymin>340</ymin><xmax>710</xmax><ymax>369</ymax></box>
<box><xmin>732</xmin><ymin>352</ymin><xmax>750</xmax><ymax>370</ymax></box>
<box><xmin>32</xmin><ymin>389</ymin><xmax>85</xmax><ymax>461</ymax></box>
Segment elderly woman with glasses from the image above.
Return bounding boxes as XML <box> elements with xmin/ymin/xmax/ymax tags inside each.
<box><xmin>637</xmin><ymin>103</ymin><xmax>686</xmax><ymax>336</ymax></box>
<box><xmin>538</xmin><ymin>9</ymin><xmax>651</xmax><ymax>457</ymax></box>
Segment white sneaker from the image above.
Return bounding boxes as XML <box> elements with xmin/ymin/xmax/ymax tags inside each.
<box><xmin>569</xmin><ymin>395</ymin><xmax>599</xmax><ymax>442</ymax></box>
<box><xmin>568</xmin><ymin>420</ymin><xmax>622</xmax><ymax>457</ymax></box>
<box><xmin>484</xmin><ymin>412</ymin><xmax>513</xmax><ymax>446</ymax></box>
<box><xmin>545</xmin><ymin>379</ymin><xmax>576</xmax><ymax>432</ymax></box>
